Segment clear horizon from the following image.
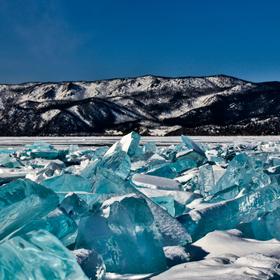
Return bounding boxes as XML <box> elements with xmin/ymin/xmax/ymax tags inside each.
<box><xmin>0</xmin><ymin>73</ymin><xmax>279</xmax><ymax>85</ymax></box>
<box><xmin>1</xmin><ymin>0</ymin><xmax>280</xmax><ymax>83</ymax></box>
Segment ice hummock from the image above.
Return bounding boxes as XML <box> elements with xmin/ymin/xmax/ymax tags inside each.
<box><xmin>1</xmin><ymin>133</ymin><xmax>280</xmax><ymax>279</ymax></box>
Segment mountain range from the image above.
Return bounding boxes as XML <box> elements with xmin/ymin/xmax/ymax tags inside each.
<box><xmin>0</xmin><ymin>75</ymin><xmax>280</xmax><ymax>136</ymax></box>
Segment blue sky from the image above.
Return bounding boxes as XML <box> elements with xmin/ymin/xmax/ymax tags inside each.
<box><xmin>0</xmin><ymin>0</ymin><xmax>280</xmax><ymax>83</ymax></box>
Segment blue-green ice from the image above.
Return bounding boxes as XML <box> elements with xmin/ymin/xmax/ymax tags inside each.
<box><xmin>1</xmin><ymin>132</ymin><xmax>280</xmax><ymax>279</ymax></box>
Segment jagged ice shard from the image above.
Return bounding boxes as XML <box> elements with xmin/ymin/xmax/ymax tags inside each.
<box><xmin>2</xmin><ymin>132</ymin><xmax>280</xmax><ymax>279</ymax></box>
<box><xmin>178</xmin><ymin>183</ymin><xmax>280</xmax><ymax>241</ymax></box>
<box><xmin>209</xmin><ymin>153</ymin><xmax>271</xmax><ymax>202</ymax></box>
<box><xmin>42</xmin><ymin>173</ymin><xmax>92</xmax><ymax>192</ymax></box>
<box><xmin>0</xmin><ymin>178</ymin><xmax>58</xmax><ymax>240</ymax></box>
<box><xmin>76</xmin><ymin>194</ymin><xmax>167</xmax><ymax>274</ymax></box>
<box><xmin>14</xmin><ymin>208</ymin><xmax>78</xmax><ymax>246</ymax></box>
<box><xmin>0</xmin><ymin>230</ymin><xmax>87</xmax><ymax>280</ymax></box>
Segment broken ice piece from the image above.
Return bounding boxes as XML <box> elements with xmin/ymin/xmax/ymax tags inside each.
<box><xmin>25</xmin><ymin>141</ymin><xmax>55</xmax><ymax>151</ymax></box>
<box><xmin>105</xmin><ymin>131</ymin><xmax>140</xmax><ymax>157</ymax></box>
<box><xmin>144</xmin><ymin>194</ymin><xmax>192</xmax><ymax>246</ymax></box>
<box><xmin>13</xmin><ymin>208</ymin><xmax>77</xmax><ymax>246</ymax></box>
<box><xmin>173</xmin><ymin>153</ymin><xmax>200</xmax><ymax>173</ymax></box>
<box><xmin>73</xmin><ymin>248</ymin><xmax>106</xmax><ymax>280</ymax></box>
<box><xmin>205</xmin><ymin>147</ymin><xmax>226</xmax><ymax>166</ymax></box>
<box><xmin>178</xmin><ymin>183</ymin><xmax>280</xmax><ymax>241</ymax></box>
<box><xmin>238</xmin><ymin>207</ymin><xmax>280</xmax><ymax>241</ymax></box>
<box><xmin>59</xmin><ymin>192</ymin><xmax>113</xmax><ymax>220</ymax></box>
<box><xmin>98</xmin><ymin>150</ymin><xmax>131</xmax><ymax>180</ymax></box>
<box><xmin>42</xmin><ymin>173</ymin><xmax>92</xmax><ymax>193</ymax></box>
<box><xmin>0</xmin><ymin>178</ymin><xmax>58</xmax><ymax>240</ymax></box>
<box><xmin>137</xmin><ymin>188</ymin><xmax>199</xmax><ymax>207</ymax></box>
<box><xmin>181</xmin><ymin>135</ymin><xmax>206</xmax><ymax>157</ymax></box>
<box><xmin>26</xmin><ymin>161</ymin><xmax>64</xmax><ymax>183</ymax></box>
<box><xmin>92</xmin><ymin>171</ymin><xmax>192</xmax><ymax>246</ymax></box>
<box><xmin>132</xmin><ymin>174</ymin><xmax>181</xmax><ymax>190</ymax></box>
<box><xmin>146</xmin><ymin>162</ymin><xmax>178</xmax><ymax>179</ymax></box>
<box><xmin>25</xmin><ymin>141</ymin><xmax>67</xmax><ymax>160</ymax></box>
<box><xmin>143</xmin><ymin>141</ymin><xmax>157</xmax><ymax>155</ymax></box>
<box><xmin>59</xmin><ymin>192</ymin><xmax>90</xmax><ymax>221</ymax></box>
<box><xmin>197</xmin><ymin>164</ymin><xmax>215</xmax><ymax>197</ymax></box>
<box><xmin>0</xmin><ymin>168</ymin><xmax>28</xmax><ymax>185</ymax></box>
<box><xmin>0</xmin><ymin>154</ymin><xmax>22</xmax><ymax>168</ymax></box>
<box><xmin>0</xmin><ymin>230</ymin><xmax>88</xmax><ymax>280</ymax></box>
<box><xmin>176</xmin><ymin>168</ymin><xmax>199</xmax><ymax>183</ymax></box>
<box><xmin>92</xmin><ymin>169</ymin><xmax>135</xmax><ymax>195</ymax></box>
<box><xmin>76</xmin><ymin>194</ymin><xmax>167</xmax><ymax>274</ymax></box>
<box><xmin>151</xmin><ymin>196</ymin><xmax>185</xmax><ymax>217</ymax></box>
<box><xmin>79</xmin><ymin>159</ymin><xmax>100</xmax><ymax>182</ymax></box>
<box><xmin>210</xmin><ymin>153</ymin><xmax>271</xmax><ymax>202</ymax></box>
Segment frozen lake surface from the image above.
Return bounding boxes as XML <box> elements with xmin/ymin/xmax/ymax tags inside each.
<box><xmin>1</xmin><ymin>135</ymin><xmax>280</xmax><ymax>148</ymax></box>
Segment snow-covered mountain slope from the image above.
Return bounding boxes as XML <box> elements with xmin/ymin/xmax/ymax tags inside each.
<box><xmin>0</xmin><ymin>75</ymin><xmax>279</xmax><ymax>136</ymax></box>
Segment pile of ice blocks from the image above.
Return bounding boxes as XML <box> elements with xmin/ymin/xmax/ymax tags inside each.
<box><xmin>1</xmin><ymin>133</ymin><xmax>280</xmax><ymax>279</ymax></box>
